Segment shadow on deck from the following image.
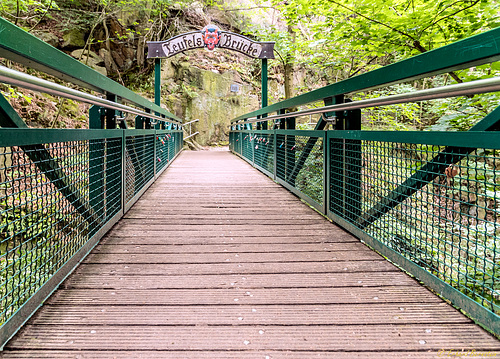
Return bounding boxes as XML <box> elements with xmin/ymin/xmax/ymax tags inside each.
<box><xmin>3</xmin><ymin>150</ymin><xmax>500</xmax><ymax>358</ymax></box>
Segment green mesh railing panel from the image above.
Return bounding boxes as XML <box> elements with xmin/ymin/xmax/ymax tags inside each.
<box><xmin>329</xmin><ymin>137</ymin><xmax>500</xmax><ymax>315</ymax></box>
<box><xmin>241</xmin><ymin>133</ymin><xmax>254</xmax><ymax>162</ymax></box>
<box><xmin>229</xmin><ymin>128</ymin><xmax>500</xmax><ymax>331</ymax></box>
<box><xmin>168</xmin><ymin>132</ymin><xmax>177</xmax><ymax>162</ymax></box>
<box><xmin>125</xmin><ymin>134</ymin><xmax>154</xmax><ymax>203</ymax></box>
<box><xmin>0</xmin><ymin>137</ymin><xmax>122</xmax><ymax>323</ymax></box>
<box><xmin>0</xmin><ymin>129</ymin><xmax>183</xmax><ymax>329</ymax></box>
<box><xmin>156</xmin><ymin>133</ymin><xmax>169</xmax><ymax>171</ymax></box>
<box><xmin>276</xmin><ymin>133</ymin><xmax>324</xmax><ymax>206</ymax></box>
<box><xmin>229</xmin><ymin>132</ymin><xmax>235</xmax><ymax>152</ymax></box>
<box><xmin>253</xmin><ymin>132</ymin><xmax>274</xmax><ymax>174</ymax></box>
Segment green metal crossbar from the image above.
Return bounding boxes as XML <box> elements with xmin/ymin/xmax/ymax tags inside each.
<box><xmin>230</xmin><ymin>27</ymin><xmax>500</xmax><ymax>337</ymax></box>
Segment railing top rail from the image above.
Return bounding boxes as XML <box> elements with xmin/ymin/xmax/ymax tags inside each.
<box><xmin>183</xmin><ymin>119</ymin><xmax>200</xmax><ymax>126</ymax></box>
<box><xmin>0</xmin><ymin>18</ymin><xmax>181</xmax><ymax>123</ymax></box>
<box><xmin>232</xmin><ymin>76</ymin><xmax>500</xmax><ymax>127</ymax></box>
<box><xmin>0</xmin><ymin>65</ymin><xmax>180</xmax><ymax>125</ymax></box>
<box><xmin>231</xmin><ymin>27</ymin><xmax>500</xmax><ymax>123</ymax></box>
<box><xmin>0</xmin><ymin>127</ymin><xmax>182</xmax><ymax>146</ymax></box>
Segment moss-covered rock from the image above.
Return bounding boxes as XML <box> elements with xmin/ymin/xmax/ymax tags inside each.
<box><xmin>162</xmin><ymin>57</ymin><xmax>259</xmax><ymax>146</ymax></box>
<box><xmin>62</xmin><ymin>28</ymin><xmax>86</xmax><ymax>48</ymax></box>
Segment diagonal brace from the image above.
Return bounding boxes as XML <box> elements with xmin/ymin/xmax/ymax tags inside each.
<box><xmin>0</xmin><ymin>94</ymin><xmax>100</xmax><ymax>226</ymax></box>
<box><xmin>356</xmin><ymin>105</ymin><xmax>500</xmax><ymax>230</ymax></box>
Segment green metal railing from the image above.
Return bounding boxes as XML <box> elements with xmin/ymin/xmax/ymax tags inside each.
<box><xmin>0</xmin><ymin>18</ymin><xmax>184</xmax><ymax>347</ymax></box>
<box><xmin>230</xmin><ymin>27</ymin><xmax>500</xmax><ymax>336</ymax></box>
<box><xmin>0</xmin><ymin>129</ymin><xmax>182</xmax><ymax>337</ymax></box>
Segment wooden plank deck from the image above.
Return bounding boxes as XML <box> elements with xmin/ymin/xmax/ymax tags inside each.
<box><xmin>3</xmin><ymin>150</ymin><xmax>499</xmax><ymax>358</ymax></box>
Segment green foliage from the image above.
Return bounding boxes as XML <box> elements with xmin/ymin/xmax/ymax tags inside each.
<box><xmin>246</xmin><ymin>0</ymin><xmax>500</xmax><ymax>130</ymax></box>
<box><xmin>1</xmin><ymin>86</ymin><xmax>32</xmax><ymax>105</ymax></box>
<box><xmin>0</xmin><ymin>0</ymin><xmax>59</xmax><ymax>24</ymax></box>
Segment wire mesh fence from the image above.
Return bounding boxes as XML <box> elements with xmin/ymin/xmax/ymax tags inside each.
<box><xmin>0</xmin><ymin>129</ymin><xmax>182</xmax><ymax>327</ymax></box>
<box><xmin>229</xmin><ymin>129</ymin><xmax>500</xmax><ymax>332</ymax></box>
<box><xmin>331</xmin><ymin>137</ymin><xmax>500</xmax><ymax>315</ymax></box>
<box><xmin>235</xmin><ymin>130</ymin><xmax>324</xmax><ymax>208</ymax></box>
<box><xmin>253</xmin><ymin>132</ymin><xmax>274</xmax><ymax>175</ymax></box>
<box><xmin>276</xmin><ymin>133</ymin><xmax>324</xmax><ymax>206</ymax></box>
<box><xmin>125</xmin><ymin>134</ymin><xmax>155</xmax><ymax>203</ymax></box>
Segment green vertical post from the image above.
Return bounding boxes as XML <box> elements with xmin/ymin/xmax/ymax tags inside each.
<box><xmin>261</xmin><ymin>58</ymin><xmax>268</xmax><ymax>109</ymax></box>
<box><xmin>273</xmin><ymin>129</ymin><xmax>277</xmax><ymax>181</ymax></box>
<box><xmin>343</xmin><ymin>106</ymin><xmax>362</xmax><ymax>222</ymax></box>
<box><xmin>154</xmin><ymin>59</ymin><xmax>162</xmax><ymax>130</ymax></box>
<box><xmin>261</xmin><ymin>58</ymin><xmax>268</xmax><ymax>130</ymax></box>
<box><xmin>155</xmin><ymin>58</ymin><xmax>161</xmax><ymax>107</ymax></box>
<box><xmin>105</xmin><ymin>94</ymin><xmax>122</xmax><ymax>216</ymax></box>
<box><xmin>285</xmin><ymin>114</ymin><xmax>296</xmax><ymax>184</ymax></box>
<box><xmin>135</xmin><ymin>115</ymin><xmax>144</xmax><ymax>129</ymax></box>
<box><xmin>328</xmin><ymin>95</ymin><xmax>345</xmax><ymax>218</ymax></box>
<box><xmin>89</xmin><ymin>106</ymin><xmax>105</xmax><ymax>231</ymax></box>
<box><xmin>276</xmin><ymin>109</ymin><xmax>286</xmax><ymax>181</ymax></box>
<box><xmin>105</xmin><ymin>94</ymin><xmax>117</xmax><ymax>129</ymax></box>
<box><xmin>330</xmin><ymin>97</ymin><xmax>361</xmax><ymax>221</ymax></box>
<box><xmin>323</xmin><ymin>130</ymin><xmax>329</xmax><ymax>215</ymax></box>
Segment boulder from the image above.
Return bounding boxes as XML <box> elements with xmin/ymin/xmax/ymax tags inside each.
<box><xmin>71</xmin><ymin>49</ymin><xmax>107</xmax><ymax>76</ymax></box>
<box><xmin>33</xmin><ymin>31</ymin><xmax>60</xmax><ymax>47</ymax></box>
<box><xmin>62</xmin><ymin>28</ymin><xmax>86</xmax><ymax>48</ymax></box>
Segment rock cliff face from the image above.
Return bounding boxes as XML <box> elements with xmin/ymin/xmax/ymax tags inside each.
<box><xmin>162</xmin><ymin>52</ymin><xmax>260</xmax><ymax>146</ymax></box>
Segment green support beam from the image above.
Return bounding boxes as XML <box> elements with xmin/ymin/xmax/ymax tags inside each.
<box><xmin>0</xmin><ymin>95</ymin><xmax>28</xmax><ymax>128</ymax></box>
<box><xmin>287</xmin><ymin>96</ymin><xmax>342</xmax><ymax>185</ymax></box>
<box><xmin>88</xmin><ymin>106</ymin><xmax>105</xmax><ymax>224</ymax></box>
<box><xmin>261</xmin><ymin>58</ymin><xmax>268</xmax><ymax>109</ymax></box>
<box><xmin>0</xmin><ymin>17</ymin><xmax>181</xmax><ymax>122</ymax></box>
<box><xmin>155</xmin><ymin>58</ymin><xmax>162</xmax><ymax>108</ymax></box>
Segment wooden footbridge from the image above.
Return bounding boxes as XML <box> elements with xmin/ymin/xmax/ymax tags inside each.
<box><xmin>2</xmin><ymin>150</ymin><xmax>499</xmax><ymax>357</ymax></box>
<box><xmin>1</xmin><ymin>17</ymin><xmax>500</xmax><ymax>358</ymax></box>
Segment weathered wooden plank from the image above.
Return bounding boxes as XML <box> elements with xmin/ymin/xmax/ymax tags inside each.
<box><xmin>110</xmin><ymin>223</ymin><xmax>337</xmax><ymax>231</ymax></box>
<box><xmin>63</xmin><ymin>272</ymin><xmax>416</xmax><ymax>289</ymax></box>
<box><xmin>74</xmin><ymin>260</ymin><xmax>395</xmax><ymax>276</ymax></box>
<box><xmin>47</xmin><ymin>286</ymin><xmax>444</xmax><ymax>305</ymax></box>
<box><xmin>120</xmin><ymin>218</ymin><xmax>329</xmax><ymax>225</ymax></box>
<box><xmin>2</xmin><ymin>351</ymin><xmax>485</xmax><ymax>359</ymax></box>
<box><xmin>84</xmin><ymin>251</ymin><xmax>382</xmax><ymax>264</ymax></box>
<box><xmin>29</xmin><ymin>303</ymin><xmax>472</xmax><ymax>325</ymax></box>
<box><xmin>99</xmin><ymin>235</ymin><xmax>359</xmax><ymax>245</ymax></box>
<box><xmin>108</xmin><ymin>229</ymin><xmax>344</xmax><ymax>237</ymax></box>
<box><xmin>124</xmin><ymin>213</ymin><xmax>323</xmax><ymax>219</ymax></box>
<box><xmin>93</xmin><ymin>242</ymin><xmax>369</xmax><ymax>253</ymax></box>
<box><xmin>8</xmin><ymin>325</ymin><xmax>500</xmax><ymax>351</ymax></box>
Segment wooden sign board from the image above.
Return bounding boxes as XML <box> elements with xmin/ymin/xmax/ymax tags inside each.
<box><xmin>147</xmin><ymin>25</ymin><xmax>274</xmax><ymax>59</ymax></box>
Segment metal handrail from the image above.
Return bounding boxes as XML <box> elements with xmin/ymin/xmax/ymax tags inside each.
<box><xmin>182</xmin><ymin>118</ymin><xmax>199</xmax><ymax>141</ymax></box>
<box><xmin>183</xmin><ymin>119</ymin><xmax>200</xmax><ymax>126</ymax></box>
<box><xmin>184</xmin><ymin>132</ymin><xmax>200</xmax><ymax>140</ymax></box>
<box><xmin>231</xmin><ymin>76</ymin><xmax>500</xmax><ymax>127</ymax></box>
<box><xmin>0</xmin><ymin>65</ymin><xmax>181</xmax><ymax>125</ymax></box>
